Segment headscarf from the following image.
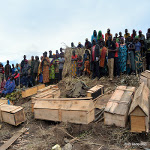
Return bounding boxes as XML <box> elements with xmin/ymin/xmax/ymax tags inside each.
<box><xmin>97</xmin><ymin>31</ymin><xmax>103</xmax><ymax>40</ymax></box>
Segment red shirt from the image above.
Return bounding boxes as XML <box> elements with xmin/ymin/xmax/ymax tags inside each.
<box><xmin>92</xmin><ymin>45</ymin><xmax>96</xmax><ymax>61</ymax></box>
<box><xmin>71</xmin><ymin>55</ymin><xmax>78</xmax><ymax>60</ymax></box>
<box><xmin>115</xmin><ymin>43</ymin><xmax>119</xmax><ymax>57</ymax></box>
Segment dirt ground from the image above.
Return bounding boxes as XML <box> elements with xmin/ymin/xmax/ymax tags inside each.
<box><xmin>0</xmin><ymin>75</ymin><xmax>150</xmax><ymax>150</ymax></box>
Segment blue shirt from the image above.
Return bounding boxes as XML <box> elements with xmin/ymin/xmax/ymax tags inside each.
<box><xmin>135</xmin><ymin>42</ymin><xmax>141</xmax><ymax>51</ymax></box>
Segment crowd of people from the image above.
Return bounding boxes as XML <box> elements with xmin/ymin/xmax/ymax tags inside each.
<box><xmin>0</xmin><ymin>48</ymin><xmax>65</xmax><ymax>97</ymax></box>
<box><xmin>0</xmin><ymin>28</ymin><xmax>150</xmax><ymax>97</ymax></box>
<box><xmin>71</xmin><ymin>28</ymin><xmax>150</xmax><ymax>81</ymax></box>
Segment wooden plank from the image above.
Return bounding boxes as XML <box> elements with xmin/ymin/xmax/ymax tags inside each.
<box><xmin>0</xmin><ymin>128</ymin><xmax>27</xmax><ymax>150</ymax></box>
<box><xmin>130</xmin><ymin>116</ymin><xmax>145</xmax><ymax>133</ymax></box>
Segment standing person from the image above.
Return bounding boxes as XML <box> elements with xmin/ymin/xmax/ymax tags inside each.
<box><xmin>113</xmin><ymin>38</ymin><xmax>120</xmax><ymax>77</ymax></box>
<box><xmin>106</xmin><ymin>36</ymin><xmax>116</xmax><ymax>81</ymax></box>
<box><xmin>38</xmin><ymin>56</ymin><xmax>43</xmax><ymax>83</ymax></box>
<box><xmin>49</xmin><ymin>54</ymin><xmax>56</xmax><ymax>83</ymax></box>
<box><xmin>14</xmin><ymin>70</ymin><xmax>20</xmax><ymax>86</ymax></box>
<box><xmin>97</xmin><ymin>30</ymin><xmax>104</xmax><ymax>44</ymax></box>
<box><xmin>99</xmin><ymin>41</ymin><xmax>108</xmax><ymax>77</ymax></box>
<box><xmin>91</xmin><ymin>30</ymin><xmax>98</xmax><ymax>44</ymax></box>
<box><xmin>138</xmin><ymin>30</ymin><xmax>145</xmax><ymax>41</ymax></box>
<box><xmin>49</xmin><ymin>50</ymin><xmax>53</xmax><ymax>58</ymax></box>
<box><xmin>21</xmin><ymin>55</ymin><xmax>27</xmax><ymax>73</ymax></box>
<box><xmin>77</xmin><ymin>56</ymin><xmax>83</xmax><ymax>77</ymax></box>
<box><xmin>39</xmin><ymin>52</ymin><xmax>50</xmax><ymax>83</ymax></box>
<box><xmin>134</xmin><ymin>36</ymin><xmax>143</xmax><ymax>73</ymax></box>
<box><xmin>105</xmin><ymin>28</ymin><xmax>112</xmax><ymax>44</ymax></box>
<box><xmin>91</xmin><ymin>39</ymin><xmax>100</xmax><ymax>79</ymax></box>
<box><xmin>77</xmin><ymin>42</ymin><xmax>83</xmax><ymax>48</ymax></box>
<box><xmin>124</xmin><ymin>29</ymin><xmax>130</xmax><ymax>43</ymax></box>
<box><xmin>58</xmin><ymin>53</ymin><xmax>65</xmax><ymax>81</ymax></box>
<box><xmin>131</xmin><ymin>29</ymin><xmax>137</xmax><ymax>40</ymax></box>
<box><xmin>71</xmin><ymin>42</ymin><xmax>76</xmax><ymax>49</ymax></box>
<box><xmin>54</xmin><ymin>55</ymin><xmax>59</xmax><ymax>83</ymax></box>
<box><xmin>15</xmin><ymin>63</ymin><xmax>20</xmax><ymax>73</ymax></box>
<box><xmin>83</xmin><ymin>50</ymin><xmax>91</xmax><ymax>76</ymax></box>
<box><xmin>119</xmin><ymin>32</ymin><xmax>123</xmax><ymax>39</ymax></box>
<box><xmin>33</xmin><ymin>56</ymin><xmax>40</xmax><ymax>85</ymax></box>
<box><xmin>0</xmin><ymin>76</ymin><xmax>6</xmax><ymax>94</ymax></box>
<box><xmin>0</xmin><ymin>63</ymin><xmax>4</xmax><ymax>83</ymax></box>
<box><xmin>11</xmin><ymin>64</ymin><xmax>15</xmax><ymax>75</ymax></box>
<box><xmin>127</xmin><ymin>37</ymin><xmax>136</xmax><ymax>74</ymax></box>
<box><xmin>4</xmin><ymin>60</ymin><xmax>11</xmax><ymax>80</ymax></box>
<box><xmin>85</xmin><ymin>38</ymin><xmax>92</xmax><ymax>49</ymax></box>
<box><xmin>114</xmin><ymin>33</ymin><xmax>119</xmax><ymax>43</ymax></box>
<box><xmin>118</xmin><ymin>38</ymin><xmax>127</xmax><ymax>74</ymax></box>
<box><xmin>60</xmin><ymin>48</ymin><xmax>64</xmax><ymax>56</ymax></box>
<box><xmin>71</xmin><ymin>50</ymin><xmax>78</xmax><ymax>77</ymax></box>
<box><xmin>30</xmin><ymin>56</ymin><xmax>35</xmax><ymax>85</ymax></box>
<box><xmin>146</xmin><ymin>29</ymin><xmax>150</xmax><ymax>70</ymax></box>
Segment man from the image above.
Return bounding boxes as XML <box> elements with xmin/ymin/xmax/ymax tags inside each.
<box><xmin>91</xmin><ymin>39</ymin><xmax>100</xmax><ymax>79</ymax></box>
<box><xmin>4</xmin><ymin>60</ymin><xmax>11</xmax><ymax>80</ymax></box>
<box><xmin>60</xmin><ymin>48</ymin><xmax>64</xmax><ymax>56</ymax></box>
<box><xmin>124</xmin><ymin>29</ymin><xmax>130</xmax><ymax>43</ymax></box>
<box><xmin>49</xmin><ymin>50</ymin><xmax>53</xmax><ymax>58</ymax></box>
<box><xmin>106</xmin><ymin>36</ymin><xmax>116</xmax><ymax>81</ymax></box>
<box><xmin>119</xmin><ymin>32</ymin><xmax>123</xmax><ymax>39</ymax></box>
<box><xmin>85</xmin><ymin>38</ymin><xmax>92</xmax><ymax>49</ymax></box>
<box><xmin>105</xmin><ymin>28</ymin><xmax>112</xmax><ymax>44</ymax></box>
<box><xmin>138</xmin><ymin>30</ymin><xmax>145</xmax><ymax>41</ymax></box>
<box><xmin>71</xmin><ymin>42</ymin><xmax>76</xmax><ymax>49</ymax></box>
<box><xmin>146</xmin><ymin>30</ymin><xmax>150</xmax><ymax>70</ymax></box>
<box><xmin>33</xmin><ymin>56</ymin><xmax>40</xmax><ymax>85</ymax></box>
<box><xmin>30</xmin><ymin>56</ymin><xmax>35</xmax><ymax>85</ymax></box>
<box><xmin>77</xmin><ymin>42</ymin><xmax>83</xmax><ymax>48</ymax></box>
<box><xmin>131</xmin><ymin>29</ymin><xmax>137</xmax><ymax>40</ymax></box>
<box><xmin>15</xmin><ymin>63</ymin><xmax>20</xmax><ymax>73</ymax></box>
<box><xmin>91</xmin><ymin>30</ymin><xmax>98</xmax><ymax>44</ymax></box>
<box><xmin>59</xmin><ymin>53</ymin><xmax>65</xmax><ymax>81</ymax></box>
<box><xmin>11</xmin><ymin>64</ymin><xmax>15</xmax><ymax>75</ymax></box>
<box><xmin>2</xmin><ymin>75</ymin><xmax>15</xmax><ymax>97</ymax></box>
<box><xmin>21</xmin><ymin>55</ymin><xmax>27</xmax><ymax>73</ymax></box>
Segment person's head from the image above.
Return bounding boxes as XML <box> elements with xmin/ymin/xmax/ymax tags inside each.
<box><xmin>98</xmin><ymin>30</ymin><xmax>102</xmax><ymax>36</ymax></box>
<box><xmin>35</xmin><ymin>56</ymin><xmax>38</xmax><ymax>60</ymax></box>
<box><xmin>71</xmin><ymin>42</ymin><xmax>74</xmax><ymax>47</ymax></box>
<box><xmin>85</xmin><ymin>38</ymin><xmax>88</xmax><ymax>42</ymax></box>
<box><xmin>7</xmin><ymin>60</ymin><xmax>9</xmax><ymax>65</ymax></box>
<box><xmin>107</xmin><ymin>28</ymin><xmax>110</xmax><ymax>34</ymax></box>
<box><xmin>31</xmin><ymin>56</ymin><xmax>34</xmax><ymax>61</ymax></box>
<box><xmin>92</xmin><ymin>39</ymin><xmax>96</xmax><ymax>45</ymax></box>
<box><xmin>60</xmin><ymin>48</ymin><xmax>62</xmax><ymax>53</ymax></box>
<box><xmin>121</xmin><ymin>37</ymin><xmax>124</xmax><ymax>44</ymax></box>
<box><xmin>85</xmin><ymin>50</ymin><xmax>89</xmax><ymax>55</ymax></box>
<box><xmin>16</xmin><ymin>63</ymin><xmax>19</xmax><ymax>67</ymax></box>
<box><xmin>93</xmin><ymin>30</ymin><xmax>97</xmax><ymax>37</ymax></box>
<box><xmin>119</xmin><ymin>32</ymin><xmax>122</xmax><ymax>36</ymax></box>
<box><xmin>12</xmin><ymin>64</ymin><xmax>14</xmax><ymax>68</ymax></box>
<box><xmin>133</xmin><ymin>29</ymin><xmax>136</xmax><ymax>35</ymax></box>
<box><xmin>23</xmin><ymin>55</ymin><xmax>26</xmax><ymax>60</ymax></box>
<box><xmin>125</xmin><ymin>29</ymin><xmax>128</xmax><ymax>34</ymax></box>
<box><xmin>72</xmin><ymin>50</ymin><xmax>75</xmax><ymax>56</ymax></box>
<box><xmin>44</xmin><ymin>52</ymin><xmax>47</xmax><ymax>57</ymax></box>
<box><xmin>10</xmin><ymin>75</ymin><xmax>14</xmax><ymax>81</ymax></box>
<box><xmin>78</xmin><ymin>42</ymin><xmax>81</xmax><ymax>46</ymax></box>
<box><xmin>139</xmin><ymin>30</ymin><xmax>142</xmax><ymax>36</ymax></box>
<box><xmin>113</xmin><ymin>38</ymin><xmax>116</xmax><ymax>43</ymax></box>
<box><xmin>115</xmin><ymin>33</ymin><xmax>118</xmax><ymax>37</ymax></box>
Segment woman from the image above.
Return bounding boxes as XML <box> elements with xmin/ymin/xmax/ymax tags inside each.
<box><xmin>54</xmin><ymin>55</ymin><xmax>59</xmax><ymax>82</ymax></box>
<box><xmin>0</xmin><ymin>63</ymin><xmax>4</xmax><ymax>84</ymax></box>
<box><xmin>0</xmin><ymin>76</ymin><xmax>6</xmax><ymax>94</ymax></box>
<box><xmin>49</xmin><ymin>54</ymin><xmax>56</xmax><ymax>83</ymax></box>
<box><xmin>71</xmin><ymin>50</ymin><xmax>78</xmax><ymax>77</ymax></box>
<box><xmin>39</xmin><ymin>52</ymin><xmax>50</xmax><ymax>83</ymax></box>
<box><xmin>118</xmin><ymin>37</ymin><xmax>127</xmax><ymax>73</ymax></box>
<box><xmin>134</xmin><ymin>36</ymin><xmax>142</xmax><ymax>73</ymax></box>
<box><xmin>83</xmin><ymin>50</ymin><xmax>90</xmax><ymax>76</ymax></box>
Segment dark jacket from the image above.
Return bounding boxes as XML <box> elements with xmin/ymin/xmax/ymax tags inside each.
<box><xmin>91</xmin><ymin>44</ymin><xmax>100</xmax><ymax>62</ymax></box>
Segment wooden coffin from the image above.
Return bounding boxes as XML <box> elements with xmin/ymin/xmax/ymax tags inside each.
<box><xmin>0</xmin><ymin>104</ymin><xmax>26</xmax><ymax>126</ymax></box>
<box><xmin>37</xmin><ymin>84</ymin><xmax>45</xmax><ymax>90</ymax></box>
<box><xmin>104</xmin><ymin>86</ymin><xmax>135</xmax><ymax>127</ymax></box>
<box><xmin>31</xmin><ymin>88</ymin><xmax>60</xmax><ymax>112</ymax></box>
<box><xmin>22</xmin><ymin>84</ymin><xmax>45</xmax><ymax>98</ymax></box>
<box><xmin>34</xmin><ymin>98</ymin><xmax>94</xmax><ymax>124</ymax></box>
<box><xmin>140</xmin><ymin>70</ymin><xmax>150</xmax><ymax>88</ymax></box>
<box><xmin>37</xmin><ymin>84</ymin><xmax>58</xmax><ymax>94</ymax></box>
<box><xmin>87</xmin><ymin>85</ymin><xmax>104</xmax><ymax>99</ymax></box>
<box><xmin>129</xmin><ymin>82</ymin><xmax>149</xmax><ymax>133</ymax></box>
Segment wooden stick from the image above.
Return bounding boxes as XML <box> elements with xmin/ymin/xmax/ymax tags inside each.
<box><xmin>0</xmin><ymin>128</ymin><xmax>28</xmax><ymax>150</ymax></box>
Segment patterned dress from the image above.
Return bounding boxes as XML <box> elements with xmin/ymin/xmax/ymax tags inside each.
<box><xmin>118</xmin><ymin>44</ymin><xmax>127</xmax><ymax>73</ymax></box>
<box><xmin>49</xmin><ymin>58</ymin><xmax>55</xmax><ymax>80</ymax></box>
<box><xmin>71</xmin><ymin>55</ymin><xmax>78</xmax><ymax>77</ymax></box>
